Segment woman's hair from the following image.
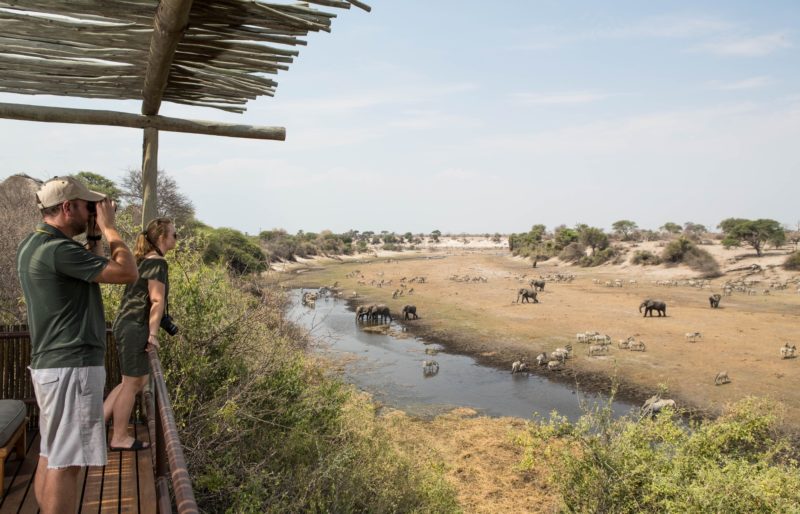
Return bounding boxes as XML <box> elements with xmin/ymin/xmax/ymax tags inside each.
<box><xmin>134</xmin><ymin>217</ymin><xmax>173</xmax><ymax>262</ymax></box>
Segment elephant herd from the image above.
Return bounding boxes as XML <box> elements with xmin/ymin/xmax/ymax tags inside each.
<box><xmin>356</xmin><ymin>303</ymin><xmax>419</xmax><ymax>323</ymax></box>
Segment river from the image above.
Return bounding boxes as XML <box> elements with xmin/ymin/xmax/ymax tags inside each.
<box><xmin>287</xmin><ymin>289</ymin><xmax>639</xmax><ymax>420</ymax></box>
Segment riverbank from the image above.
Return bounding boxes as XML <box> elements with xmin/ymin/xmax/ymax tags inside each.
<box><xmin>276</xmin><ymin>246</ymin><xmax>800</xmax><ymax>429</ymax></box>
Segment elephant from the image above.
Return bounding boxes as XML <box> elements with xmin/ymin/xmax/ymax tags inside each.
<box><xmin>639</xmin><ymin>299</ymin><xmax>666</xmax><ymax>317</ymax></box>
<box><xmin>529</xmin><ymin>279</ymin><xmax>545</xmax><ymax>292</ymax></box>
<box><xmin>355</xmin><ymin>304</ymin><xmax>373</xmax><ymax>322</ymax></box>
<box><xmin>709</xmin><ymin>294</ymin><xmax>721</xmax><ymax>308</ymax></box>
<box><xmin>369</xmin><ymin>304</ymin><xmax>392</xmax><ymax>323</ymax></box>
<box><xmin>402</xmin><ymin>304</ymin><xmax>419</xmax><ymax>320</ymax></box>
<box><xmin>516</xmin><ymin>288</ymin><xmax>539</xmax><ymax>303</ymax></box>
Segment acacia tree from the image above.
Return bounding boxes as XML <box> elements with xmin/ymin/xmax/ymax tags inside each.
<box><xmin>660</xmin><ymin>222</ymin><xmax>682</xmax><ymax>235</ymax></box>
<box><xmin>612</xmin><ymin>220</ymin><xmax>638</xmax><ymax>241</ymax></box>
<box><xmin>578</xmin><ymin>226</ymin><xmax>609</xmax><ymax>255</ymax></box>
<box><xmin>74</xmin><ymin>171</ymin><xmax>123</xmax><ymax>203</ymax></box>
<box><xmin>719</xmin><ymin>218</ymin><xmax>785</xmax><ymax>257</ymax></box>
<box><xmin>682</xmin><ymin>222</ymin><xmax>707</xmax><ymax>241</ymax></box>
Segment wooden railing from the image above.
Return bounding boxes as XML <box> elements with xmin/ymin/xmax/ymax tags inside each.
<box><xmin>0</xmin><ymin>326</ymin><xmax>197</xmax><ymax>513</ymax></box>
<box><xmin>147</xmin><ymin>348</ymin><xmax>198</xmax><ymax>513</ymax></box>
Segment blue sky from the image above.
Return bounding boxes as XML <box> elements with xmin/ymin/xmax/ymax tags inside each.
<box><xmin>1</xmin><ymin>1</ymin><xmax>798</xmax><ymax>235</ymax></box>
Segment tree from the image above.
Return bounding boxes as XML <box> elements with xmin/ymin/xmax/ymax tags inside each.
<box><xmin>554</xmin><ymin>225</ymin><xmax>579</xmax><ymax>249</ymax></box>
<box><xmin>718</xmin><ymin>218</ymin><xmax>785</xmax><ymax>257</ymax></box>
<box><xmin>578</xmin><ymin>226</ymin><xmax>609</xmax><ymax>255</ymax></box>
<box><xmin>203</xmin><ymin>227</ymin><xmax>267</xmax><ymax>275</ymax></box>
<box><xmin>404</xmin><ymin>232</ymin><xmax>414</xmax><ymax>243</ymax></box>
<box><xmin>430</xmin><ymin>229</ymin><xmax>441</xmax><ymax>243</ymax></box>
<box><xmin>74</xmin><ymin>171</ymin><xmax>123</xmax><ymax>203</ymax></box>
<box><xmin>612</xmin><ymin>220</ymin><xmax>638</xmax><ymax>241</ymax></box>
<box><xmin>120</xmin><ymin>168</ymin><xmax>195</xmax><ymax>227</ymax></box>
<box><xmin>660</xmin><ymin>222</ymin><xmax>682</xmax><ymax>235</ymax></box>
<box><xmin>529</xmin><ymin>224</ymin><xmax>547</xmax><ymax>242</ymax></box>
<box><xmin>682</xmin><ymin>222</ymin><xmax>707</xmax><ymax>241</ymax></box>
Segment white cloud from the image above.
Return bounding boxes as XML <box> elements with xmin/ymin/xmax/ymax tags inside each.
<box><xmin>697</xmin><ymin>32</ymin><xmax>791</xmax><ymax>57</ymax></box>
<box><xmin>514</xmin><ymin>91</ymin><xmax>609</xmax><ymax>105</ymax></box>
<box><xmin>707</xmin><ymin>76</ymin><xmax>774</xmax><ymax>91</ymax></box>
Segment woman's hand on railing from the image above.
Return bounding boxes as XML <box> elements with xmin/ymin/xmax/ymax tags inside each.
<box><xmin>146</xmin><ymin>334</ymin><xmax>160</xmax><ymax>352</ymax></box>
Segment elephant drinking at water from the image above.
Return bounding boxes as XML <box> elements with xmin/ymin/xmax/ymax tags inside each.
<box><xmin>639</xmin><ymin>299</ymin><xmax>667</xmax><ymax>317</ymax></box>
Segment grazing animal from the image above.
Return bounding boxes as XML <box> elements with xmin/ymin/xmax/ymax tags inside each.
<box><xmin>402</xmin><ymin>304</ymin><xmax>419</xmax><ymax>320</ymax></box>
<box><xmin>588</xmin><ymin>344</ymin><xmax>608</xmax><ymax>356</ymax></box>
<box><xmin>709</xmin><ymin>294</ymin><xmax>722</xmax><ymax>308</ymax></box>
<box><xmin>529</xmin><ymin>279</ymin><xmax>546</xmax><ymax>292</ymax></box>
<box><xmin>714</xmin><ymin>371</ymin><xmax>731</xmax><ymax>385</ymax></box>
<box><xmin>422</xmin><ymin>360</ymin><xmax>439</xmax><ymax>375</ymax></box>
<box><xmin>511</xmin><ymin>360</ymin><xmax>529</xmax><ymax>374</ymax></box>
<box><xmin>628</xmin><ymin>340</ymin><xmax>646</xmax><ymax>351</ymax></box>
<box><xmin>780</xmin><ymin>343</ymin><xmax>797</xmax><ymax>359</ymax></box>
<box><xmin>516</xmin><ymin>288</ymin><xmax>539</xmax><ymax>303</ymax></box>
<box><xmin>547</xmin><ymin>360</ymin><xmax>563</xmax><ymax>371</ymax></box>
<box><xmin>535</xmin><ymin>352</ymin><xmax>548</xmax><ymax>366</ymax></box>
<box><xmin>641</xmin><ymin>397</ymin><xmax>676</xmax><ymax>418</ymax></box>
<box><xmin>639</xmin><ymin>299</ymin><xmax>667</xmax><ymax>317</ymax></box>
<box><xmin>618</xmin><ymin>336</ymin><xmax>635</xmax><ymax>349</ymax></box>
<box><xmin>685</xmin><ymin>332</ymin><xmax>702</xmax><ymax>342</ymax></box>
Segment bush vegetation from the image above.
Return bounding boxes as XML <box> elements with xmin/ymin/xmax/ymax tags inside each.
<box><xmin>631</xmin><ymin>250</ymin><xmax>662</xmax><ymax>266</ymax></box>
<box><xmin>517</xmin><ymin>396</ymin><xmax>800</xmax><ymax>513</ymax></box>
<box><xmin>784</xmin><ymin>251</ymin><xmax>800</xmax><ymax>271</ymax></box>
<box><xmin>158</xmin><ymin>243</ymin><xmax>459</xmax><ymax>511</ymax></box>
<box><xmin>661</xmin><ymin>237</ymin><xmax>721</xmax><ymax>277</ymax></box>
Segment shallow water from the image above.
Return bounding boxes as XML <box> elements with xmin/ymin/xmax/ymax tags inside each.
<box><xmin>287</xmin><ymin>289</ymin><xmax>638</xmax><ymax>420</ymax></box>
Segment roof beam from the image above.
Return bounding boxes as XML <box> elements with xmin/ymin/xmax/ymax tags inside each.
<box><xmin>0</xmin><ymin>102</ymin><xmax>285</xmax><ymax>140</ymax></box>
<box><xmin>141</xmin><ymin>0</ymin><xmax>194</xmax><ymax>115</ymax></box>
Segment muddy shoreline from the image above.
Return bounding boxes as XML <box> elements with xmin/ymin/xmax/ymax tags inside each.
<box><xmin>289</xmin><ymin>273</ymin><xmax>692</xmax><ymax>419</ymax></box>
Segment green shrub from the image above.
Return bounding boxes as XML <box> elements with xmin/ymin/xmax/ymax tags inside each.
<box><xmin>163</xmin><ymin>252</ymin><xmax>457</xmax><ymax>512</ymax></box>
<box><xmin>784</xmin><ymin>252</ymin><xmax>800</xmax><ymax>271</ymax></box>
<box><xmin>631</xmin><ymin>250</ymin><xmax>662</xmax><ymax>266</ymax></box>
<box><xmin>578</xmin><ymin>246</ymin><xmax>618</xmax><ymax>267</ymax></box>
<box><xmin>518</xmin><ymin>397</ymin><xmax>800</xmax><ymax>513</ymax></box>
<box><xmin>661</xmin><ymin>237</ymin><xmax>721</xmax><ymax>277</ymax></box>
<box><xmin>204</xmin><ymin>227</ymin><xmax>267</xmax><ymax>275</ymax></box>
<box><xmin>559</xmin><ymin>242</ymin><xmax>586</xmax><ymax>262</ymax></box>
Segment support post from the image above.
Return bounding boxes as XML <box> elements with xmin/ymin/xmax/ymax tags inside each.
<box><xmin>142</xmin><ymin>128</ymin><xmax>159</xmax><ymax>228</ymax></box>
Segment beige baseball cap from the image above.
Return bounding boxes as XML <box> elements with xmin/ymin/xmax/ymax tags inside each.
<box><xmin>36</xmin><ymin>176</ymin><xmax>106</xmax><ymax>209</ymax></box>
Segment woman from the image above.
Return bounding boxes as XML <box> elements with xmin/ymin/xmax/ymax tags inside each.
<box><xmin>103</xmin><ymin>218</ymin><xmax>177</xmax><ymax>450</ymax></box>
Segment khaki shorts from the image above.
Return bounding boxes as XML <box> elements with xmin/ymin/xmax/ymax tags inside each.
<box><xmin>30</xmin><ymin>366</ymin><xmax>107</xmax><ymax>469</ymax></box>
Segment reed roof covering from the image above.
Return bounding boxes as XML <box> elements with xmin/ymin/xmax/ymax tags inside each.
<box><xmin>0</xmin><ymin>0</ymin><xmax>370</xmax><ymax>113</ymax></box>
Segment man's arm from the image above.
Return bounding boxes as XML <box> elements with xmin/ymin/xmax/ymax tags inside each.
<box><xmin>91</xmin><ymin>199</ymin><xmax>138</xmax><ymax>284</ymax></box>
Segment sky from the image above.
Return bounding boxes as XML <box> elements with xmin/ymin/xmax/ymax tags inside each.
<box><xmin>1</xmin><ymin>0</ymin><xmax>799</xmax><ymax>236</ymax></box>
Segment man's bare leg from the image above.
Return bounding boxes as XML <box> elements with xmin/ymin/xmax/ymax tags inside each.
<box><xmin>35</xmin><ymin>459</ymin><xmax>80</xmax><ymax>514</ymax></box>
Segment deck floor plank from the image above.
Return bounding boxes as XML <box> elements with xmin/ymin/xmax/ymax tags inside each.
<box><xmin>1</xmin><ymin>431</ymin><xmax>38</xmax><ymax>512</ymax></box>
<box><xmin>1</xmin><ymin>425</ymin><xmax>155</xmax><ymax>514</ymax></box>
<box><xmin>136</xmin><ymin>424</ymin><xmax>156</xmax><ymax>514</ymax></box>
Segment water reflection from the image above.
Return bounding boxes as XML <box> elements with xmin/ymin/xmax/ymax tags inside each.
<box><xmin>287</xmin><ymin>289</ymin><xmax>638</xmax><ymax>421</ymax></box>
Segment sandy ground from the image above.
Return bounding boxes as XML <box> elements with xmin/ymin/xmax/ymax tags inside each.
<box><xmin>276</xmin><ymin>239</ymin><xmax>800</xmax><ymax>512</ymax></box>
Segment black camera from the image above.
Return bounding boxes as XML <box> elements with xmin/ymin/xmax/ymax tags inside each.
<box><xmin>160</xmin><ymin>314</ymin><xmax>179</xmax><ymax>336</ymax></box>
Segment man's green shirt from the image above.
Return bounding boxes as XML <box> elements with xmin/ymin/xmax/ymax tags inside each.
<box><xmin>16</xmin><ymin>223</ymin><xmax>109</xmax><ymax>369</ymax></box>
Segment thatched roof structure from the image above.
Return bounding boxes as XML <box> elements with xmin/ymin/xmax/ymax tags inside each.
<box><xmin>0</xmin><ymin>0</ymin><xmax>370</xmax><ymax>225</ymax></box>
<box><xmin>0</xmin><ymin>0</ymin><xmax>370</xmax><ymax>113</ymax></box>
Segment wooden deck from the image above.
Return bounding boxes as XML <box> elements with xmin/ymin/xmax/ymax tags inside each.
<box><xmin>0</xmin><ymin>424</ymin><xmax>155</xmax><ymax>514</ymax></box>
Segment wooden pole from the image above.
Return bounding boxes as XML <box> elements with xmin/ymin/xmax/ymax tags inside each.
<box><xmin>0</xmin><ymin>102</ymin><xmax>286</xmax><ymax>140</ymax></box>
<box><xmin>142</xmin><ymin>0</ymin><xmax>195</xmax><ymax>116</ymax></box>
<box><xmin>142</xmin><ymin>128</ymin><xmax>159</xmax><ymax>228</ymax></box>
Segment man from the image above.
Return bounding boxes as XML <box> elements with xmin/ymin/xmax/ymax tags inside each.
<box><xmin>16</xmin><ymin>176</ymin><xmax>138</xmax><ymax>514</ymax></box>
